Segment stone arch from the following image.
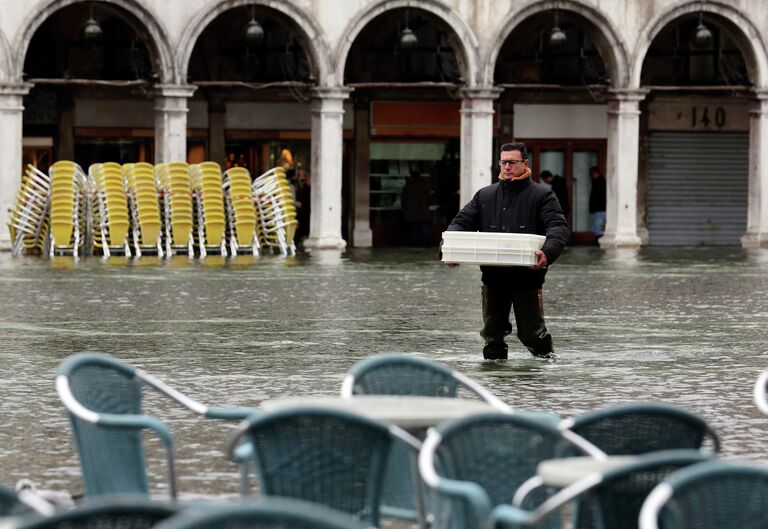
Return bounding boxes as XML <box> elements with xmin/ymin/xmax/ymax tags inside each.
<box><xmin>0</xmin><ymin>31</ymin><xmax>10</xmax><ymax>81</ymax></box>
<box><xmin>12</xmin><ymin>0</ymin><xmax>174</xmax><ymax>83</ymax></box>
<box><xmin>631</xmin><ymin>0</ymin><xmax>768</xmax><ymax>89</ymax></box>
<box><xmin>336</xmin><ymin>0</ymin><xmax>480</xmax><ymax>87</ymax></box>
<box><xmin>485</xmin><ymin>0</ymin><xmax>629</xmax><ymax>88</ymax></box>
<box><xmin>178</xmin><ymin>0</ymin><xmax>330</xmax><ymax>86</ymax></box>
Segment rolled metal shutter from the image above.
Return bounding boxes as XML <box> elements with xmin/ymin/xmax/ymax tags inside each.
<box><xmin>647</xmin><ymin>132</ymin><xmax>748</xmax><ymax>245</ymax></box>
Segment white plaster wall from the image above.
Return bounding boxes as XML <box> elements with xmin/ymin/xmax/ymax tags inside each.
<box><xmin>513</xmin><ymin>104</ymin><xmax>608</xmax><ymax>139</ymax></box>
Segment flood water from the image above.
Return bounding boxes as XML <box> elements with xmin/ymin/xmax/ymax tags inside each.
<box><xmin>0</xmin><ymin>246</ymin><xmax>767</xmax><ymax>500</ymax></box>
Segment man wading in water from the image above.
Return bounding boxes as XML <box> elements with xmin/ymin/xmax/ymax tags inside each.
<box><xmin>444</xmin><ymin>142</ymin><xmax>568</xmax><ymax>360</ymax></box>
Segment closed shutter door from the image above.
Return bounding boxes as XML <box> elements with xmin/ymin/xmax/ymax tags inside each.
<box><xmin>647</xmin><ymin>132</ymin><xmax>748</xmax><ymax>245</ymax></box>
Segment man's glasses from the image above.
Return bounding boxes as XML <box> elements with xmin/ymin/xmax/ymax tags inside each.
<box><xmin>499</xmin><ymin>159</ymin><xmax>526</xmax><ymax>166</ymax></box>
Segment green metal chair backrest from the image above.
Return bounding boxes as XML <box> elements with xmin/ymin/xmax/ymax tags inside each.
<box><xmin>154</xmin><ymin>498</ymin><xmax>370</xmax><ymax>529</ymax></box>
<box><xmin>423</xmin><ymin>413</ymin><xmax>594</xmax><ymax>529</ymax></box>
<box><xmin>342</xmin><ymin>353</ymin><xmax>462</xmax><ymax>397</ymax></box>
<box><xmin>640</xmin><ymin>460</ymin><xmax>768</xmax><ymax>529</ymax></box>
<box><xmin>15</xmin><ymin>497</ymin><xmax>177</xmax><ymax>529</ymax></box>
<box><xmin>490</xmin><ymin>450</ymin><xmax>712</xmax><ymax>529</ymax></box>
<box><xmin>230</xmin><ymin>407</ymin><xmax>396</xmax><ymax>527</ymax></box>
<box><xmin>57</xmin><ymin>353</ymin><xmax>153</xmax><ymax>498</ymax></box>
<box><xmin>562</xmin><ymin>402</ymin><xmax>720</xmax><ymax>455</ymax></box>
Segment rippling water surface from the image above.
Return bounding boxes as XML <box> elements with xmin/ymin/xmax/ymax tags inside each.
<box><xmin>0</xmin><ymin>246</ymin><xmax>767</xmax><ymax>499</ymax></box>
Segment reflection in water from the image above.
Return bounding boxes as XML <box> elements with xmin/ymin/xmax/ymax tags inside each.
<box><xmin>0</xmin><ymin>247</ymin><xmax>766</xmax><ymax>500</ymax></box>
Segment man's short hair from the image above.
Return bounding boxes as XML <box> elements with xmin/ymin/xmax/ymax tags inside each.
<box><xmin>589</xmin><ymin>166</ymin><xmax>600</xmax><ymax>174</ymax></box>
<box><xmin>500</xmin><ymin>142</ymin><xmax>528</xmax><ymax>160</ymax></box>
<box><xmin>540</xmin><ymin>170</ymin><xmax>553</xmax><ymax>179</ymax></box>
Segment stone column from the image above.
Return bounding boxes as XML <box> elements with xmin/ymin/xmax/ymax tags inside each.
<box><xmin>304</xmin><ymin>87</ymin><xmax>352</xmax><ymax>251</ymax></box>
<box><xmin>600</xmin><ymin>89</ymin><xmax>647</xmax><ymax>249</ymax></box>
<box><xmin>0</xmin><ymin>83</ymin><xmax>32</xmax><ymax>249</ymax></box>
<box><xmin>351</xmin><ymin>101</ymin><xmax>372</xmax><ymax>247</ymax></box>
<box><xmin>154</xmin><ymin>84</ymin><xmax>196</xmax><ymax>163</ymax></box>
<box><xmin>459</xmin><ymin>88</ymin><xmax>502</xmax><ymax>208</ymax></box>
<box><xmin>742</xmin><ymin>91</ymin><xmax>768</xmax><ymax>248</ymax></box>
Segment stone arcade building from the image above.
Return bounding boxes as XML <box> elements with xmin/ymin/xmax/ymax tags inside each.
<box><xmin>1</xmin><ymin>0</ymin><xmax>767</xmax><ymax>249</ymax></box>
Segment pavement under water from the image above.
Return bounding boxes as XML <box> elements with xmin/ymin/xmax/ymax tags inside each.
<box><xmin>0</xmin><ymin>246</ymin><xmax>766</xmax><ymax>500</ymax></box>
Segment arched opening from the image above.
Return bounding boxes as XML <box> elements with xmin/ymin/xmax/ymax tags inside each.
<box><xmin>186</xmin><ymin>4</ymin><xmax>317</xmax><ymax>242</ymax></box>
<box><xmin>639</xmin><ymin>10</ymin><xmax>754</xmax><ymax>245</ymax></box>
<box><xmin>344</xmin><ymin>7</ymin><xmax>468</xmax><ymax>247</ymax></box>
<box><xmin>493</xmin><ymin>8</ymin><xmax>616</xmax><ymax>244</ymax></box>
<box><xmin>21</xmin><ymin>1</ymin><xmax>162</xmax><ymax>169</ymax></box>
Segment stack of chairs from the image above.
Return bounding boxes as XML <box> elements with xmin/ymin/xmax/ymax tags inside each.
<box><xmin>156</xmin><ymin>163</ymin><xmax>194</xmax><ymax>256</ymax></box>
<box><xmin>252</xmin><ymin>167</ymin><xmax>297</xmax><ymax>256</ymax></box>
<box><xmin>89</xmin><ymin>163</ymin><xmax>131</xmax><ymax>257</ymax></box>
<box><xmin>8</xmin><ymin>165</ymin><xmax>51</xmax><ymax>256</ymax></box>
<box><xmin>223</xmin><ymin>167</ymin><xmax>260</xmax><ymax>255</ymax></box>
<box><xmin>123</xmin><ymin>162</ymin><xmax>163</xmax><ymax>257</ymax></box>
<box><xmin>47</xmin><ymin>161</ymin><xmax>88</xmax><ymax>257</ymax></box>
<box><xmin>190</xmin><ymin>162</ymin><xmax>227</xmax><ymax>257</ymax></box>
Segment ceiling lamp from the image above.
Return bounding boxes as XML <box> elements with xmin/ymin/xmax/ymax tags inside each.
<box><xmin>245</xmin><ymin>6</ymin><xmax>265</xmax><ymax>44</ymax></box>
<box><xmin>82</xmin><ymin>3</ymin><xmax>102</xmax><ymax>41</ymax></box>
<box><xmin>400</xmin><ymin>11</ymin><xmax>418</xmax><ymax>49</ymax></box>
<box><xmin>548</xmin><ymin>10</ymin><xmax>567</xmax><ymax>48</ymax></box>
<box><xmin>693</xmin><ymin>11</ymin><xmax>713</xmax><ymax>48</ymax></box>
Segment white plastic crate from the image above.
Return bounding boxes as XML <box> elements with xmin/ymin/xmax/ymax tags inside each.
<box><xmin>441</xmin><ymin>231</ymin><xmax>546</xmax><ymax>266</ymax></box>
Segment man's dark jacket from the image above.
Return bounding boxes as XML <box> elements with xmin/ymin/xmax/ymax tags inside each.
<box><xmin>446</xmin><ymin>177</ymin><xmax>568</xmax><ymax>290</ymax></box>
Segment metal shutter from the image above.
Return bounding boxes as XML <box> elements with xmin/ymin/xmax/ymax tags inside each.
<box><xmin>647</xmin><ymin>132</ymin><xmax>748</xmax><ymax>245</ymax></box>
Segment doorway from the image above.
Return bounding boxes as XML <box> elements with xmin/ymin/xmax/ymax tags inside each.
<box><xmin>520</xmin><ymin>139</ymin><xmax>606</xmax><ymax>243</ymax></box>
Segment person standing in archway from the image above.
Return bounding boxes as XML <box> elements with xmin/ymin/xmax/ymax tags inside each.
<box><xmin>444</xmin><ymin>142</ymin><xmax>568</xmax><ymax>360</ymax></box>
<box><xmin>588</xmin><ymin>166</ymin><xmax>606</xmax><ymax>240</ymax></box>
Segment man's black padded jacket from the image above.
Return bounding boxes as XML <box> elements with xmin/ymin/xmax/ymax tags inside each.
<box><xmin>446</xmin><ymin>177</ymin><xmax>569</xmax><ymax>290</ymax></box>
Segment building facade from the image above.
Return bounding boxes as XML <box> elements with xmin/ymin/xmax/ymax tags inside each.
<box><xmin>1</xmin><ymin>0</ymin><xmax>767</xmax><ymax>249</ymax></box>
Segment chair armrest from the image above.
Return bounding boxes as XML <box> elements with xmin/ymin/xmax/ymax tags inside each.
<box><xmin>489</xmin><ymin>504</ymin><xmax>536</xmax><ymax>529</ymax></box>
<box><xmin>432</xmin><ymin>475</ymin><xmax>494</xmax><ymax>523</ymax></box>
<box><xmin>98</xmin><ymin>412</ymin><xmax>173</xmax><ymax>448</ymax></box>
<box><xmin>205</xmin><ymin>407</ymin><xmax>258</xmax><ymax>421</ymax></box>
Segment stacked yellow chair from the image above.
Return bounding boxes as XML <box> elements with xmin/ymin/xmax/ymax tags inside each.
<box><xmin>123</xmin><ymin>163</ymin><xmax>162</xmax><ymax>256</ymax></box>
<box><xmin>190</xmin><ymin>162</ymin><xmax>227</xmax><ymax>256</ymax></box>
<box><xmin>8</xmin><ymin>165</ymin><xmax>51</xmax><ymax>256</ymax></box>
<box><xmin>48</xmin><ymin>161</ymin><xmax>87</xmax><ymax>257</ymax></box>
<box><xmin>223</xmin><ymin>167</ymin><xmax>260</xmax><ymax>255</ymax></box>
<box><xmin>155</xmin><ymin>162</ymin><xmax>194</xmax><ymax>256</ymax></box>
<box><xmin>89</xmin><ymin>163</ymin><xmax>131</xmax><ymax>257</ymax></box>
<box><xmin>252</xmin><ymin>167</ymin><xmax>297</xmax><ymax>256</ymax></box>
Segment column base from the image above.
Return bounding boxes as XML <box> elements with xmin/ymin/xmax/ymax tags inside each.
<box><xmin>303</xmin><ymin>236</ymin><xmax>347</xmax><ymax>251</ymax></box>
<box><xmin>741</xmin><ymin>232</ymin><xmax>768</xmax><ymax>248</ymax></box>
<box><xmin>598</xmin><ymin>232</ymin><xmax>642</xmax><ymax>249</ymax></box>
<box><xmin>351</xmin><ymin>227</ymin><xmax>373</xmax><ymax>248</ymax></box>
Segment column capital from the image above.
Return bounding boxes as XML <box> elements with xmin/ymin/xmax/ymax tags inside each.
<box><xmin>153</xmin><ymin>84</ymin><xmax>196</xmax><ymax>99</ymax></box>
<box><xmin>460</xmin><ymin>87</ymin><xmax>503</xmax><ymax>101</ymax></box>
<box><xmin>0</xmin><ymin>83</ymin><xmax>33</xmax><ymax>97</ymax></box>
<box><xmin>607</xmin><ymin>88</ymin><xmax>648</xmax><ymax>102</ymax></box>
<box><xmin>312</xmin><ymin>86</ymin><xmax>353</xmax><ymax>101</ymax></box>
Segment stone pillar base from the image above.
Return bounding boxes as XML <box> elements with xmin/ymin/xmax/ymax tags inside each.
<box><xmin>741</xmin><ymin>232</ymin><xmax>768</xmax><ymax>248</ymax></box>
<box><xmin>599</xmin><ymin>233</ymin><xmax>642</xmax><ymax>249</ymax></box>
<box><xmin>303</xmin><ymin>236</ymin><xmax>347</xmax><ymax>251</ymax></box>
<box><xmin>352</xmin><ymin>227</ymin><xmax>373</xmax><ymax>247</ymax></box>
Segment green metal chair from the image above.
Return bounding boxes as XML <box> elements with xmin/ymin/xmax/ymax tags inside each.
<box><xmin>341</xmin><ymin>353</ymin><xmax>509</xmax><ymax>409</ymax></box>
<box><xmin>639</xmin><ymin>459</ymin><xmax>768</xmax><ymax>529</ymax></box>
<box><xmin>341</xmin><ymin>353</ymin><xmax>511</xmax><ymax>526</ymax></box>
<box><xmin>227</xmin><ymin>406</ymin><xmax>421</xmax><ymax>528</ymax></box>
<box><xmin>559</xmin><ymin>402</ymin><xmax>721</xmax><ymax>455</ymax></box>
<box><xmin>56</xmin><ymin>352</ymin><xmax>256</xmax><ymax>500</ymax></box>
<box><xmin>490</xmin><ymin>450</ymin><xmax>712</xmax><ymax>529</ymax></box>
<box><xmin>418</xmin><ymin>412</ymin><xmax>606</xmax><ymax>529</ymax></box>
<box><xmin>154</xmin><ymin>498</ymin><xmax>369</xmax><ymax>529</ymax></box>
<box><xmin>15</xmin><ymin>497</ymin><xmax>177</xmax><ymax>529</ymax></box>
